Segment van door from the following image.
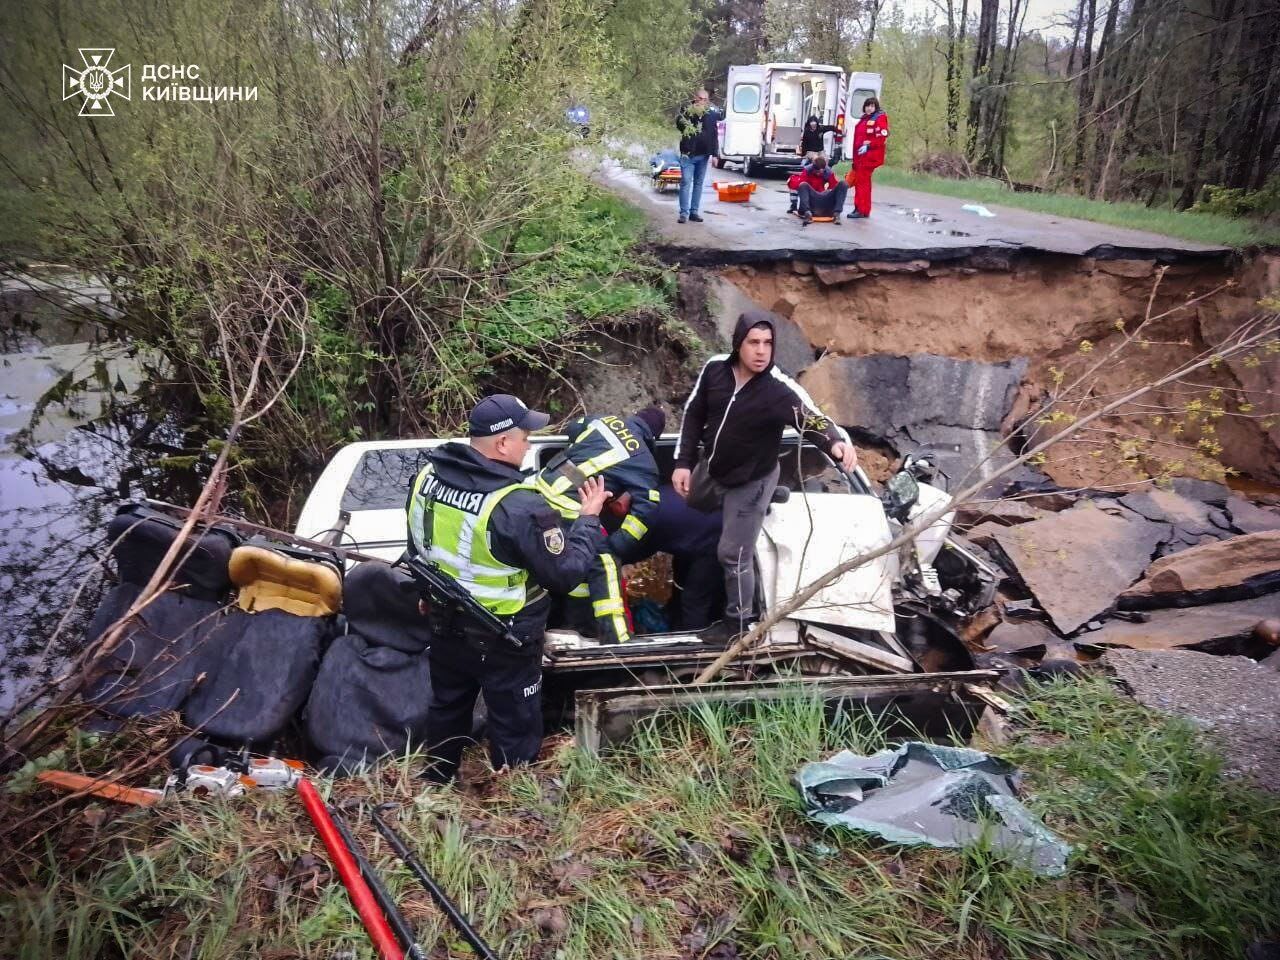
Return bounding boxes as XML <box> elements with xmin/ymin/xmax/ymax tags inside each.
<box><xmin>831</xmin><ymin>72</ymin><xmax>848</xmax><ymax>162</ymax></box>
<box><xmin>722</xmin><ymin>64</ymin><xmax>766</xmax><ymax>158</ymax></box>
<box><xmin>846</xmin><ymin>71</ymin><xmax>884</xmax><ymax>124</ymax></box>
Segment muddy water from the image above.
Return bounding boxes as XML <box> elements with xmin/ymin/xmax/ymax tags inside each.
<box><xmin>0</xmin><ymin>273</ymin><xmax>200</xmax><ymax>717</ymax></box>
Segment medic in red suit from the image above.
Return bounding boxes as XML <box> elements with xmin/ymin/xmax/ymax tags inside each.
<box><xmin>845</xmin><ymin>96</ymin><xmax>889</xmax><ymax>219</ymax></box>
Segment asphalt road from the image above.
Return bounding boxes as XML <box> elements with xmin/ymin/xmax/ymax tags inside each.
<box><xmin>597</xmin><ymin>158</ymin><xmax>1232</xmax><ymax>266</ymax></box>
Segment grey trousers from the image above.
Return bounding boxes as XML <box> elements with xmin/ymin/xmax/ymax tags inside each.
<box><xmin>690</xmin><ymin>462</ymin><xmax>780</xmax><ymax>623</ymax></box>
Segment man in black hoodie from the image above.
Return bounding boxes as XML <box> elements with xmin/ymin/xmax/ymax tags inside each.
<box><xmin>406</xmin><ymin>394</ymin><xmax>608</xmax><ymax>781</ymax></box>
<box><xmin>672</xmin><ymin>312</ymin><xmax>858</xmax><ymax>641</ymax></box>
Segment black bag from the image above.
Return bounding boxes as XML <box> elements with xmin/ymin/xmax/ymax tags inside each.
<box><xmin>304</xmin><ymin>560</ymin><xmax>431</xmax><ymax>774</ymax></box>
<box><xmin>183</xmin><ymin>607</ymin><xmax>327</xmax><ymax>749</ymax></box>
<box><xmin>85</xmin><ymin>504</ymin><xmax>237</xmax><ymax>725</ymax></box>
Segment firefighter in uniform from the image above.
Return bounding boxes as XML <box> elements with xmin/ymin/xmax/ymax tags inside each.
<box><xmin>406</xmin><ymin>394</ymin><xmax>608</xmax><ymax>782</ymax></box>
<box><xmin>532</xmin><ymin>405</ymin><xmax>665</xmax><ymax>644</ymax></box>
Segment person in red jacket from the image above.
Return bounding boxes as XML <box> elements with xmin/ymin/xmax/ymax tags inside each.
<box><xmin>786</xmin><ymin>155</ymin><xmax>850</xmax><ymax>224</ymax></box>
<box><xmin>845</xmin><ymin>97</ymin><xmax>889</xmax><ymax>219</ymax></box>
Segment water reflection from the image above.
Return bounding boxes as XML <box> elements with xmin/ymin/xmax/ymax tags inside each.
<box><xmin>0</xmin><ymin>272</ymin><xmax>202</xmax><ymax>716</ymax></box>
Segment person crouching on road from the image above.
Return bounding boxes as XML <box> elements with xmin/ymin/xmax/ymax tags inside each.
<box><xmin>846</xmin><ymin>97</ymin><xmax>889</xmax><ymax>219</ymax></box>
<box><xmin>671</xmin><ymin>311</ymin><xmax>859</xmax><ymax>644</ymax></box>
<box><xmin>405</xmin><ymin>394</ymin><xmax>609</xmax><ymax>783</ymax></box>
<box><xmin>532</xmin><ymin>405</ymin><xmax>665</xmax><ymax>644</ymax></box>
<box><xmin>790</xmin><ymin>155</ymin><xmax>849</xmax><ymax>224</ymax></box>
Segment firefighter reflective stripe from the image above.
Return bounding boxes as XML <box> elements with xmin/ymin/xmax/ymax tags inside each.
<box><xmin>540</xmin><ymin>418</ymin><xmax>632</xmax><ymax>499</ymax></box>
<box><xmin>405</xmin><ymin>464</ymin><xmax>533</xmax><ymax>616</ymax></box>
<box><xmin>648</xmin><ymin>489</ymin><xmax>660</xmax><ymax>502</ymax></box>
<box><xmin>596</xmin><ymin>553</ymin><xmax>629</xmax><ymax>642</ymax></box>
<box><xmin>532</xmin><ymin>473</ymin><xmax>581</xmax><ymax>519</ymax></box>
<box><xmin>568</xmin><ymin>582</ymin><xmax>590</xmax><ymax>598</ymax></box>
<box><xmin>620</xmin><ymin>514</ymin><xmax>648</xmax><ymax>541</ymax></box>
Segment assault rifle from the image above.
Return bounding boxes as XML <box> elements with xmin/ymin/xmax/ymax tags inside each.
<box><xmin>399</xmin><ymin>552</ymin><xmax>524</xmax><ymax>650</ymax></box>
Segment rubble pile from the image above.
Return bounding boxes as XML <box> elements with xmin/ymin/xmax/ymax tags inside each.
<box><xmin>955</xmin><ymin>480</ymin><xmax>1280</xmax><ymax>671</ymax></box>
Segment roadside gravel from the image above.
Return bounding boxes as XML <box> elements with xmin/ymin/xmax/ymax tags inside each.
<box><xmin>1104</xmin><ymin>648</ymin><xmax>1280</xmax><ymax>792</ymax></box>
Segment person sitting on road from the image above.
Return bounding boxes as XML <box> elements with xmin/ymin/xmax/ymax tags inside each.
<box><xmin>789</xmin><ymin>155</ymin><xmax>849</xmax><ymax>224</ymax></box>
<box><xmin>798</xmin><ymin>115</ymin><xmax>837</xmax><ymax>161</ymax></box>
<box><xmin>787</xmin><ymin>155</ymin><xmax>817</xmax><ymax>213</ymax></box>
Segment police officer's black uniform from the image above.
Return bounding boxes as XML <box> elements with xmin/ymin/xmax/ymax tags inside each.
<box><xmin>406</xmin><ymin>397</ymin><xmax>606</xmax><ymax>782</ymax></box>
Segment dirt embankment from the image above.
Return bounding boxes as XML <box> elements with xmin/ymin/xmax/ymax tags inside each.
<box><xmin>714</xmin><ymin>253</ymin><xmax>1280</xmax><ymax>488</ymax></box>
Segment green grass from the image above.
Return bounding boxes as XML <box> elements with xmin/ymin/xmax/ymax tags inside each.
<box><xmin>3</xmin><ymin>677</ymin><xmax>1278</xmax><ymax>959</ymax></box>
<box><xmin>831</xmin><ymin>164</ymin><xmax>1280</xmax><ymax>249</ymax></box>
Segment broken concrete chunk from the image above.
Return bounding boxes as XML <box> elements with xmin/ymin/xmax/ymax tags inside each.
<box><xmin>791</xmin><ymin>259</ymin><xmax>813</xmax><ymax>274</ymax></box>
<box><xmin>1095</xmin><ymin>259</ymin><xmax>1157</xmax><ymax>278</ymax></box>
<box><xmin>772</xmin><ymin>293</ymin><xmax>801</xmax><ymax>319</ymax></box>
<box><xmin>854</xmin><ymin>259</ymin><xmax>930</xmax><ymax>274</ymax></box>
<box><xmin>1090</xmin><ymin>594</ymin><xmax>1280</xmax><ymax>652</ymax></box>
<box><xmin>1170</xmin><ymin>478</ymin><xmax>1231</xmax><ymax>507</ymax></box>
<box><xmin>799</xmin><ymin>353</ymin><xmax>1030</xmax><ymax>488</ymax></box>
<box><xmin>1119</xmin><ymin>489</ymin><xmax>1216</xmax><ymax>531</ymax></box>
<box><xmin>983</xmin><ymin>620</ymin><xmax>1060</xmax><ymax>655</ymax></box>
<box><xmin>1119</xmin><ymin>530</ymin><xmax>1280</xmax><ymax>609</ymax></box>
<box><xmin>986</xmin><ymin>502</ymin><xmax>1168</xmax><ymax>634</ymax></box>
<box><xmin>1226</xmin><ymin>495</ymin><xmax>1280</xmax><ymax>535</ymax></box>
<box><xmin>956</xmin><ymin>500</ymin><xmax>1051</xmax><ymax>528</ymax></box>
<box><xmin>958</xmin><ymin>521</ymin><xmax>1006</xmax><ymax>550</ymax></box>
<box><xmin>813</xmin><ymin>264</ymin><xmax>866</xmax><ymax>286</ymax></box>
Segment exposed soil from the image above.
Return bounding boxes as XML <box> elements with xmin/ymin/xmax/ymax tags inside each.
<box><xmin>716</xmin><ymin>253</ymin><xmax>1280</xmax><ymax>487</ymax></box>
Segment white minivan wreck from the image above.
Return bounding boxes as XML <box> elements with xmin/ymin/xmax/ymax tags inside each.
<box><xmin>296</xmin><ymin>430</ymin><xmax>996</xmax><ymax>694</ymax></box>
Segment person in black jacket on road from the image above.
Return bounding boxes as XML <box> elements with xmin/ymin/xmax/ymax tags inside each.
<box><xmin>799</xmin><ymin>114</ymin><xmax>837</xmax><ymax>160</ymax></box>
<box><xmin>672</xmin><ymin>311</ymin><xmax>858</xmax><ymax>641</ymax></box>
<box><xmin>675</xmin><ymin>88</ymin><xmax>721</xmax><ymax>224</ymax></box>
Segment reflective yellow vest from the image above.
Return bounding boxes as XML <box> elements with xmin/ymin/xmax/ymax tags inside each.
<box><xmin>406</xmin><ymin>463</ymin><xmax>545</xmax><ymax>617</ymax></box>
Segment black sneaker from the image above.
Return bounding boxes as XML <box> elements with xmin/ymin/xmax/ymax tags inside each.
<box><xmin>800</xmin><ymin>212</ymin><xmax>813</xmax><ymax>225</ymax></box>
<box><xmin>847</xmin><ymin>211</ymin><xmax>866</xmax><ymax>219</ymax></box>
<box><xmin>678</xmin><ymin>214</ymin><xmax>688</xmax><ymax>224</ymax></box>
<box><xmin>689</xmin><ymin>213</ymin><xmax>704</xmax><ymax>222</ymax></box>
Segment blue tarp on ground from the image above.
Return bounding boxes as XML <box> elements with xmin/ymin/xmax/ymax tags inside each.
<box><xmin>794</xmin><ymin>741</ymin><xmax>1071</xmax><ymax>876</ymax></box>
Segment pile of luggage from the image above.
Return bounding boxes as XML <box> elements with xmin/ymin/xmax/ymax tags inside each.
<box><xmin>84</xmin><ymin>503</ymin><xmax>431</xmax><ymax>774</ymax></box>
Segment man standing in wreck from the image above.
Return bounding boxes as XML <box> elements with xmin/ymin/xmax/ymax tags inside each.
<box><xmin>671</xmin><ymin>310</ymin><xmax>859</xmax><ymax>643</ymax></box>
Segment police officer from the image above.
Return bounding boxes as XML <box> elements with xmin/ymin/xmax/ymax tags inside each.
<box><xmin>406</xmin><ymin>394</ymin><xmax>608</xmax><ymax>782</ymax></box>
<box><xmin>532</xmin><ymin>405</ymin><xmax>664</xmax><ymax>644</ymax></box>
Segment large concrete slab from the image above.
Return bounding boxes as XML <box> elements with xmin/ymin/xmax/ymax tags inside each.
<box><xmin>597</xmin><ymin>159</ymin><xmax>1233</xmax><ymax>266</ymax></box>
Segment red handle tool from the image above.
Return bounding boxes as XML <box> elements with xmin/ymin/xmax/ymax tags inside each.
<box><xmin>297</xmin><ymin>778</ymin><xmax>404</xmax><ymax>960</ymax></box>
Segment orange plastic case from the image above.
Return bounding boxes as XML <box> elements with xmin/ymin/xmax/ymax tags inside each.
<box><xmin>712</xmin><ymin>181</ymin><xmax>756</xmax><ymax>202</ymax></box>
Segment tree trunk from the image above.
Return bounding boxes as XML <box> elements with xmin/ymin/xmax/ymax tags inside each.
<box><xmin>1071</xmin><ymin>0</ymin><xmax>1097</xmax><ymax>183</ymax></box>
<box><xmin>965</xmin><ymin>0</ymin><xmax>999</xmax><ymax>162</ymax></box>
<box><xmin>1175</xmin><ymin>0</ymin><xmax>1238</xmax><ymax>208</ymax></box>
